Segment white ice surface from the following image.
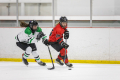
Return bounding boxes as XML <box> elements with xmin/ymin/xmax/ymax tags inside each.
<box><xmin>0</xmin><ymin>62</ymin><xmax>120</xmax><ymax>80</ymax></box>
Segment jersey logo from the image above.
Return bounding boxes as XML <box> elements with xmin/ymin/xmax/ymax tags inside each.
<box><xmin>56</xmin><ymin>34</ymin><xmax>60</xmax><ymax>38</ymax></box>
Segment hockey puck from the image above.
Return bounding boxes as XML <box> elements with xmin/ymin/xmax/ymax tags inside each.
<box><xmin>68</xmin><ymin>68</ymin><xmax>72</xmax><ymax>70</ymax></box>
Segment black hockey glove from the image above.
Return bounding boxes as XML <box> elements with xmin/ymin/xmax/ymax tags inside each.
<box><xmin>42</xmin><ymin>39</ymin><xmax>49</xmax><ymax>46</ymax></box>
<box><xmin>61</xmin><ymin>41</ymin><xmax>69</xmax><ymax>49</ymax></box>
<box><xmin>36</xmin><ymin>31</ymin><xmax>45</xmax><ymax>40</ymax></box>
<box><xmin>64</xmin><ymin>31</ymin><xmax>69</xmax><ymax>39</ymax></box>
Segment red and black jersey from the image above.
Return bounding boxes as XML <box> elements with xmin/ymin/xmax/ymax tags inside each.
<box><xmin>48</xmin><ymin>23</ymin><xmax>67</xmax><ymax>44</ymax></box>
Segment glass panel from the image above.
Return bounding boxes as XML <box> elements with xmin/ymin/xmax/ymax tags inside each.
<box><xmin>1</xmin><ymin>0</ymin><xmax>120</xmax><ymax>27</ymax></box>
<box><xmin>24</xmin><ymin>3</ymin><xmax>52</xmax><ymax>16</ymax></box>
<box><xmin>0</xmin><ymin>3</ymin><xmax>21</xmax><ymax>27</ymax></box>
<box><xmin>0</xmin><ymin>2</ymin><xmax>52</xmax><ymax>27</ymax></box>
<box><xmin>92</xmin><ymin>0</ymin><xmax>120</xmax><ymax>27</ymax></box>
<box><xmin>55</xmin><ymin>0</ymin><xmax>90</xmax><ymax>27</ymax></box>
<box><xmin>0</xmin><ymin>3</ymin><xmax>9</xmax><ymax>16</ymax></box>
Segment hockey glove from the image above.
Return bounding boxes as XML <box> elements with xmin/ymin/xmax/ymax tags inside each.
<box><xmin>36</xmin><ymin>31</ymin><xmax>45</xmax><ymax>41</ymax></box>
<box><xmin>42</xmin><ymin>39</ymin><xmax>49</xmax><ymax>46</ymax></box>
<box><xmin>64</xmin><ymin>31</ymin><xmax>69</xmax><ymax>39</ymax></box>
<box><xmin>61</xmin><ymin>41</ymin><xmax>69</xmax><ymax>49</ymax></box>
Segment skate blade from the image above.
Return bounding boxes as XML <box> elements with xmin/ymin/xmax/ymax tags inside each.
<box><xmin>23</xmin><ymin>63</ymin><xmax>29</xmax><ymax>67</ymax></box>
<box><xmin>25</xmin><ymin>63</ymin><xmax>29</xmax><ymax>67</ymax></box>
<box><xmin>55</xmin><ymin>61</ymin><xmax>64</xmax><ymax>66</ymax></box>
<box><xmin>38</xmin><ymin>62</ymin><xmax>47</xmax><ymax>66</ymax></box>
<box><xmin>22</xmin><ymin>61</ymin><xmax>29</xmax><ymax>67</ymax></box>
<box><xmin>39</xmin><ymin>64</ymin><xmax>47</xmax><ymax>66</ymax></box>
<box><xmin>67</xmin><ymin>66</ymin><xmax>73</xmax><ymax>68</ymax></box>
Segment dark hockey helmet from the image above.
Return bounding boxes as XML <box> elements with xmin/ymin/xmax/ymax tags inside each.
<box><xmin>60</xmin><ymin>16</ymin><xmax>68</xmax><ymax>28</ymax></box>
<box><xmin>60</xmin><ymin>16</ymin><xmax>68</xmax><ymax>23</ymax></box>
<box><xmin>29</xmin><ymin>20</ymin><xmax>38</xmax><ymax>31</ymax></box>
<box><xmin>29</xmin><ymin>20</ymin><xmax>38</xmax><ymax>28</ymax></box>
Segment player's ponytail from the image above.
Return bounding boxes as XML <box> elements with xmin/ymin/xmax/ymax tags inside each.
<box><xmin>55</xmin><ymin>22</ymin><xmax>60</xmax><ymax>26</ymax></box>
<box><xmin>20</xmin><ymin>21</ymin><xmax>29</xmax><ymax>27</ymax></box>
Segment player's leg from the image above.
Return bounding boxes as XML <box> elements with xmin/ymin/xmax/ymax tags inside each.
<box><xmin>56</xmin><ymin>54</ymin><xmax>64</xmax><ymax>65</ymax></box>
<box><xmin>22</xmin><ymin>46</ymin><xmax>32</xmax><ymax>65</ymax></box>
<box><xmin>51</xmin><ymin>43</ymin><xmax>64</xmax><ymax>65</ymax></box>
<box><xmin>30</xmin><ymin>43</ymin><xmax>46</xmax><ymax>66</ymax></box>
<box><xmin>32</xmin><ymin>51</ymin><xmax>46</xmax><ymax>66</ymax></box>
<box><xmin>16</xmin><ymin>42</ymin><xmax>31</xmax><ymax>65</ymax></box>
<box><xmin>51</xmin><ymin>42</ymin><xmax>73</xmax><ymax>67</ymax></box>
<box><xmin>50</xmin><ymin>42</ymin><xmax>73</xmax><ymax>67</ymax></box>
<box><xmin>59</xmin><ymin>48</ymin><xmax>73</xmax><ymax>67</ymax></box>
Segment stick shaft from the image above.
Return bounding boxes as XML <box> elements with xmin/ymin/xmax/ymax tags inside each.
<box><xmin>48</xmin><ymin>46</ymin><xmax>54</xmax><ymax>67</ymax></box>
<box><xmin>64</xmin><ymin>39</ymin><xmax>67</xmax><ymax>63</ymax></box>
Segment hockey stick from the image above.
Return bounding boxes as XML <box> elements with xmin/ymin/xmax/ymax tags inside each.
<box><xmin>47</xmin><ymin>45</ymin><xmax>55</xmax><ymax>70</ymax></box>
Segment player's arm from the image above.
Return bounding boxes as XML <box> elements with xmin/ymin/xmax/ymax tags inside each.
<box><xmin>55</xmin><ymin>29</ymin><xmax>69</xmax><ymax>49</ymax></box>
<box><xmin>36</xmin><ymin>27</ymin><xmax>48</xmax><ymax>45</ymax></box>
<box><xmin>36</xmin><ymin>27</ymin><xmax>47</xmax><ymax>40</ymax></box>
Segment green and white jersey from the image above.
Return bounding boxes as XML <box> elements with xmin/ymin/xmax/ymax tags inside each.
<box><xmin>15</xmin><ymin>27</ymin><xmax>46</xmax><ymax>44</ymax></box>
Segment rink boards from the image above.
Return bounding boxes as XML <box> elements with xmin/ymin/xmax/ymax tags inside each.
<box><xmin>0</xmin><ymin>27</ymin><xmax>120</xmax><ymax>64</ymax></box>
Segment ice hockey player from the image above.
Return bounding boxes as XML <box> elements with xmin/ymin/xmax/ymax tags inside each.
<box><xmin>15</xmin><ymin>20</ymin><xmax>48</xmax><ymax>66</ymax></box>
<box><xmin>44</xmin><ymin>16</ymin><xmax>73</xmax><ymax>67</ymax></box>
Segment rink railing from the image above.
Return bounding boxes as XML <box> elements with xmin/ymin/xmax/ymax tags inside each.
<box><xmin>0</xmin><ymin>16</ymin><xmax>120</xmax><ymax>20</ymax></box>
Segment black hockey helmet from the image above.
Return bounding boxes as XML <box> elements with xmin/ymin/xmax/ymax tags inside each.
<box><xmin>29</xmin><ymin>20</ymin><xmax>38</xmax><ymax>28</ymax></box>
<box><xmin>29</xmin><ymin>20</ymin><xmax>38</xmax><ymax>31</ymax></box>
<box><xmin>60</xmin><ymin>16</ymin><xmax>68</xmax><ymax>23</ymax></box>
<box><xmin>59</xmin><ymin>16</ymin><xmax>68</xmax><ymax>28</ymax></box>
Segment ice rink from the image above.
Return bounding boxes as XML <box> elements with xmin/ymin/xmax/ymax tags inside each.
<box><xmin>0</xmin><ymin>62</ymin><xmax>120</xmax><ymax>80</ymax></box>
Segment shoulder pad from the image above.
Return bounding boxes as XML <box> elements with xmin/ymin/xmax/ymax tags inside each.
<box><xmin>24</xmin><ymin>27</ymin><xmax>32</xmax><ymax>35</ymax></box>
<box><xmin>36</xmin><ymin>27</ymin><xmax>42</xmax><ymax>32</ymax></box>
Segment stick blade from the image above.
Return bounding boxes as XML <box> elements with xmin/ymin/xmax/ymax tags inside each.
<box><xmin>47</xmin><ymin>67</ymin><xmax>55</xmax><ymax>70</ymax></box>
